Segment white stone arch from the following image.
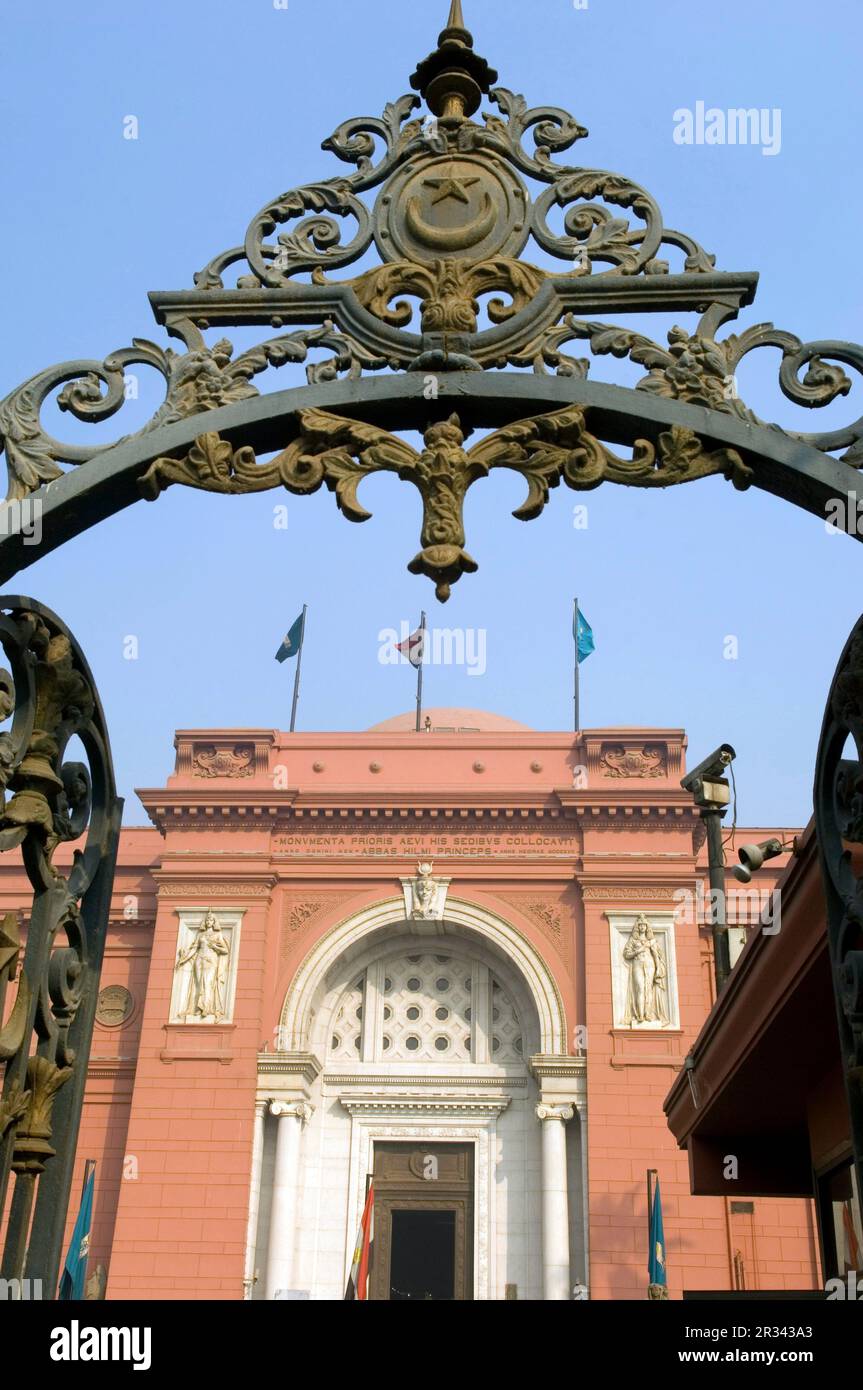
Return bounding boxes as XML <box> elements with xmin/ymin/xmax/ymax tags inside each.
<box><xmin>319</xmin><ymin>929</ymin><xmax>534</xmax><ymax>1063</ymax></box>
<box><xmin>279</xmin><ymin>896</ymin><xmax>568</xmax><ymax>1056</ymax></box>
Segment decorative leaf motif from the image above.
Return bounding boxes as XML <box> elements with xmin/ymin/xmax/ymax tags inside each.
<box><xmin>803</xmin><ymin>357</ymin><xmax>852</xmax><ymax>401</ymax></box>
<box><xmin>556</xmin><ymin>171</ymin><xmax>641</xmax><ymax>205</ymax></box>
<box><xmin>352</xmin><ymin>256</ymin><xmax>544</xmax><ymax>334</ymax></box>
<box><xmin>0</xmin><ymin>1077</ymin><xmax>30</xmax><ymax>1140</ymax></box>
<box><xmin>571</xmin><ymin>319</ymin><xmax>665</xmax><ymax>365</ymax></box>
<box><xmin>322</xmin><ymin>94</ymin><xmax>423</xmax><ymax>183</ymax></box>
<box><xmin>469</xmin><ymin>404</ymin><xmax>656</xmax><ymax>507</ymax></box>
<box><xmin>656</xmin><ymin>425</ymin><xmax>752</xmax><ymax>490</ymax></box>
<box><xmin>504</xmin><ymin>315</ymin><xmax>591</xmax><ymax>377</ymax></box>
<box><xmin>0</xmin><ymin>384</ymin><xmax>64</xmax><ymax>500</ymax></box>
<box><xmin>317</xmin><ymin>454</ymin><xmax>376</xmax><ymax>522</ymax></box>
<box><xmin>475</xmin><ymin>88</ymin><xmax>588</xmax><ymax>177</ymax></box>
<box><xmin>683</xmin><ymin>245</ymin><xmax>718</xmax><ymax>274</ymax></box>
<box><xmin>138</xmin><ymin>433</ymin><xmax>268</xmax><ymax>500</ymax></box>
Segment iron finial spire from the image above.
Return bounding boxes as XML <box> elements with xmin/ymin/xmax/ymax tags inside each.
<box><xmin>410</xmin><ymin>0</ymin><xmax>497</xmax><ymax>120</ymax></box>
<box><xmin>445</xmin><ymin>0</ymin><xmax>468</xmax><ymax>36</ymax></box>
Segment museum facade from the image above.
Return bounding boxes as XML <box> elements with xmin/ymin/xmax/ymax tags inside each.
<box><xmin>16</xmin><ymin>710</ymin><xmax>819</xmax><ymax>1300</ymax></box>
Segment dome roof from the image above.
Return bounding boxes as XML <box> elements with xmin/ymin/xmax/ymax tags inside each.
<box><xmin>368</xmin><ymin>708</ymin><xmax>533</xmax><ymax>733</ymax></box>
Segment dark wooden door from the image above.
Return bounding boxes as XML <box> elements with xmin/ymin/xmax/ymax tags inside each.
<box><xmin>369</xmin><ymin>1142</ymin><xmax>474</xmax><ymax>1301</ymax></box>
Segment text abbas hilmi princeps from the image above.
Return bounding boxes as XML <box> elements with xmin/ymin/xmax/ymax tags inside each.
<box><xmin>50</xmin><ymin>1320</ymin><xmax>151</xmax><ymax>1372</ymax></box>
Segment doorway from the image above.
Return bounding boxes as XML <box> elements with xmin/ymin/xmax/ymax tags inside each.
<box><xmin>390</xmin><ymin>1210</ymin><xmax>456</xmax><ymax>1300</ymax></box>
<box><xmin>369</xmin><ymin>1142</ymin><xmax>474</xmax><ymax>1301</ymax></box>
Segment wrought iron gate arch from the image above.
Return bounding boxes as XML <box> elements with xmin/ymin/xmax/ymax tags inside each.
<box><xmin>0</xmin><ymin>597</ymin><xmax>121</xmax><ymax>1294</ymax></box>
<box><xmin>2</xmin><ymin>7</ymin><xmax>863</xmax><ymax>600</ymax></box>
<box><xmin>0</xmin><ymin>372</ymin><xmax>859</xmax><ymax>593</ymax></box>
<box><xmin>1</xmin><ymin>0</ymin><xmax>862</xmax><ymax>1290</ymax></box>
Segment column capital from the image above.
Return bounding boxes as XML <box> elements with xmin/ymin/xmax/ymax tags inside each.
<box><xmin>536</xmin><ymin>1102</ymin><xmax>574</xmax><ymax>1123</ymax></box>
<box><xmin>254</xmin><ymin>1097</ymin><xmax>270</xmax><ymax>1118</ymax></box>
<box><xmin>270</xmin><ymin>1099</ymin><xmax>314</xmax><ymax>1124</ymax></box>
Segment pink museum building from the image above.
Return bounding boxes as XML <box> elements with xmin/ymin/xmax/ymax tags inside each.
<box><xmin>18</xmin><ymin>711</ymin><xmax>820</xmax><ymax>1300</ymax></box>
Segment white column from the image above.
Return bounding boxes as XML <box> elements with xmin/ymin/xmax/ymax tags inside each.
<box><xmin>576</xmin><ymin>1103</ymin><xmax>590</xmax><ymax>1297</ymax></box>
<box><xmin>243</xmin><ymin>1099</ymin><xmax>268</xmax><ymax>1299</ymax></box>
<box><xmin>361</xmin><ymin>959</ymin><xmax>384</xmax><ymax>1061</ymax></box>
<box><xmin>264</xmin><ymin>1100</ymin><xmax>313</xmax><ymax>1300</ymax></box>
<box><xmin>536</xmin><ymin>1103</ymin><xmax>574</xmax><ymax>1300</ymax></box>
<box><xmin>471</xmin><ymin>961</ymin><xmax>490</xmax><ymax>1063</ymax></box>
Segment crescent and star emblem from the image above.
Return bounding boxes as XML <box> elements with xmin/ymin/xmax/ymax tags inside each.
<box><xmin>405</xmin><ymin>164</ymin><xmax>497</xmax><ymax>253</ymax></box>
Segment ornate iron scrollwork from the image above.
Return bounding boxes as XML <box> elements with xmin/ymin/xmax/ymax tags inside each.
<box><xmin>0</xmin><ymin>325</ymin><xmax>393</xmax><ymax>502</ymax></box>
<box><xmin>0</xmin><ymin>0</ymin><xmax>861</xmax><ymax>581</ymax></box>
<box><xmin>138</xmin><ymin>407</ymin><xmax>748</xmax><ymax>601</ymax></box>
<box><xmin>814</xmin><ymin>617</ymin><xmax>863</xmax><ymax>1217</ymax></box>
<box><xmin>0</xmin><ymin>599</ymin><xmax>120</xmax><ymax>1292</ymax></box>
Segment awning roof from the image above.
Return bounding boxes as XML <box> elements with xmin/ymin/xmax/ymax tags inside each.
<box><xmin>664</xmin><ymin>823</ymin><xmax>842</xmax><ymax>1196</ymax></box>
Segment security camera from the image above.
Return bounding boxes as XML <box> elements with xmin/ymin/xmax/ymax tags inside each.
<box><xmin>732</xmin><ymin>838</ymin><xmax>784</xmax><ymax>884</ymax></box>
<box><xmin>680</xmin><ymin>744</ymin><xmax>736</xmax><ymax>808</ymax></box>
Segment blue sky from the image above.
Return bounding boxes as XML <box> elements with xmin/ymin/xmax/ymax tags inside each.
<box><xmin>2</xmin><ymin>0</ymin><xmax>862</xmax><ymax>824</ymax></box>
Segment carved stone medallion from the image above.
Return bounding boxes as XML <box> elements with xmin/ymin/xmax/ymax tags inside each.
<box><xmin>375</xmin><ymin>152</ymin><xmax>529</xmax><ymax>265</ymax></box>
<box><xmin>95</xmin><ymin>984</ymin><xmax>134</xmax><ymax>1028</ymax></box>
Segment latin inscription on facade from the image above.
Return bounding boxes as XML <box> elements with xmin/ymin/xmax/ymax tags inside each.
<box><xmin>271</xmin><ymin>826</ymin><xmax>576</xmax><ymax>858</ymax></box>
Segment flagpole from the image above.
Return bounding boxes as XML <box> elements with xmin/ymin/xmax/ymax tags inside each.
<box><xmin>573</xmin><ymin>597</ymin><xmax>580</xmax><ymax>733</ymax></box>
<box><xmin>415</xmin><ymin>610</ymin><xmax>427</xmax><ymax>733</ymax></box>
<box><xmin>647</xmin><ymin>1166</ymin><xmax>655</xmax><ymax>1290</ymax></box>
<box><xmin>290</xmin><ymin>604</ymin><xmax>307</xmax><ymax>734</ymax></box>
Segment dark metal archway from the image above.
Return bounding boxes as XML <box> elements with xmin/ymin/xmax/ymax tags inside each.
<box><xmin>2</xmin><ymin>5</ymin><xmax>862</xmax><ymax>601</ymax></box>
<box><xmin>0</xmin><ymin>599</ymin><xmax>120</xmax><ymax>1294</ymax></box>
<box><xmin>1</xmin><ymin>0</ymin><xmax>861</xmax><ymax>1286</ymax></box>
<box><xmin>814</xmin><ymin>626</ymin><xmax>863</xmax><ymax>1224</ymax></box>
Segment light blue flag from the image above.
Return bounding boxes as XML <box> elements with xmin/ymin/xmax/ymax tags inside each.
<box><xmin>59</xmin><ymin>1164</ymin><xmax>95</xmax><ymax>1300</ymax></box>
<box><xmin>648</xmin><ymin>1174</ymin><xmax>668</xmax><ymax>1293</ymax></box>
<box><xmin>275</xmin><ymin>613</ymin><xmax>304</xmax><ymax>664</ymax></box>
<box><xmin>574</xmin><ymin>607</ymin><xmax>595</xmax><ymax>664</ymax></box>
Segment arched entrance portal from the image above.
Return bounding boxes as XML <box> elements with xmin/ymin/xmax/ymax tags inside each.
<box><xmin>252</xmin><ymin>899</ymin><xmax>585</xmax><ymax>1301</ymax></box>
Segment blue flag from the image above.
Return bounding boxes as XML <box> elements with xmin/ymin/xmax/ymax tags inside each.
<box><xmin>574</xmin><ymin>607</ymin><xmax>595</xmax><ymax>664</ymax></box>
<box><xmin>648</xmin><ymin>1174</ymin><xmax>668</xmax><ymax>1293</ymax></box>
<box><xmin>275</xmin><ymin>613</ymin><xmax>304</xmax><ymax>664</ymax></box>
<box><xmin>59</xmin><ymin>1164</ymin><xmax>95</xmax><ymax>1300</ymax></box>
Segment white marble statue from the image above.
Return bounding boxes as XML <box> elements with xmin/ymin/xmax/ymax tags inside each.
<box><xmin>622</xmin><ymin>915</ymin><xmax>669</xmax><ymax>1026</ymax></box>
<box><xmin>174</xmin><ymin>909</ymin><xmax>231</xmax><ymax>1021</ymax></box>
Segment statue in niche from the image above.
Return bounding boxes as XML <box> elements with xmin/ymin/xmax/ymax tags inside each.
<box><xmin>622</xmin><ymin>915</ymin><xmax>669</xmax><ymax>1026</ymax></box>
<box><xmin>174</xmin><ymin>909</ymin><xmax>230</xmax><ymax>1022</ymax></box>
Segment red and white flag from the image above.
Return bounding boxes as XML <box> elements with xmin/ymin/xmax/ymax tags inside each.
<box><xmin>396</xmin><ymin>627</ymin><xmax>425</xmax><ymax>669</ymax></box>
<box><xmin>345</xmin><ymin>1181</ymin><xmax>374</xmax><ymax>1300</ymax></box>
